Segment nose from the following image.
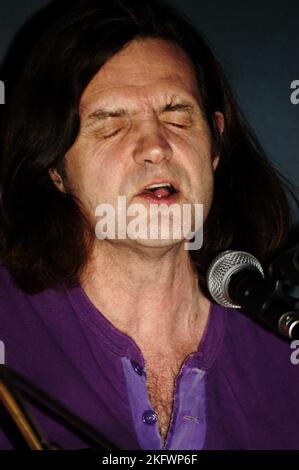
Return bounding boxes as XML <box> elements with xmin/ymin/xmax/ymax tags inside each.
<box><xmin>132</xmin><ymin>118</ymin><xmax>173</xmax><ymax>166</ymax></box>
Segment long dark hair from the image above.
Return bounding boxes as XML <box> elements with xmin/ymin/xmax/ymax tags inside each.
<box><xmin>0</xmin><ymin>0</ymin><xmax>298</xmax><ymax>295</ymax></box>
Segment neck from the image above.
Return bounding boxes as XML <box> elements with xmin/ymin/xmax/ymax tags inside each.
<box><xmin>80</xmin><ymin>241</ymin><xmax>210</xmax><ymax>353</ymax></box>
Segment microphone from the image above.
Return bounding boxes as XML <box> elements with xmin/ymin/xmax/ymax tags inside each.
<box><xmin>207</xmin><ymin>250</ymin><xmax>299</xmax><ymax>340</ymax></box>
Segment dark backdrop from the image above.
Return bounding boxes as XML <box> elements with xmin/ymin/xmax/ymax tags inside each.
<box><xmin>0</xmin><ymin>0</ymin><xmax>298</xmax><ymax>194</ymax></box>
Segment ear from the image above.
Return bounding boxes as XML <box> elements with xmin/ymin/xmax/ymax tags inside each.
<box><xmin>48</xmin><ymin>168</ymin><xmax>66</xmax><ymax>193</ymax></box>
<box><xmin>212</xmin><ymin>111</ymin><xmax>225</xmax><ymax>171</ymax></box>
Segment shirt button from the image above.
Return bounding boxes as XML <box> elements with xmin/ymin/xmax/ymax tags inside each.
<box><xmin>131</xmin><ymin>360</ymin><xmax>144</xmax><ymax>376</ymax></box>
<box><xmin>142</xmin><ymin>410</ymin><xmax>158</xmax><ymax>425</ymax></box>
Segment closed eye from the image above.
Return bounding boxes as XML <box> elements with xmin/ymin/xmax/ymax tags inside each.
<box><xmin>161</xmin><ymin>113</ymin><xmax>192</xmax><ymax>129</ymax></box>
<box><xmin>166</xmin><ymin>122</ymin><xmax>186</xmax><ymax>128</ymax></box>
<box><xmin>103</xmin><ymin>128</ymin><xmax>123</xmax><ymax>139</ymax></box>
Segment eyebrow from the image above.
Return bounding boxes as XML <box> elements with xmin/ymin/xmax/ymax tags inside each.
<box><xmin>84</xmin><ymin>99</ymin><xmax>195</xmax><ymax>127</ymax></box>
<box><xmin>85</xmin><ymin>108</ymin><xmax>128</xmax><ymax>125</ymax></box>
<box><xmin>160</xmin><ymin>101</ymin><xmax>194</xmax><ymax>113</ymax></box>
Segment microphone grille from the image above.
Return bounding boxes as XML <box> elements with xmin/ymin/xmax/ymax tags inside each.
<box><xmin>207</xmin><ymin>250</ymin><xmax>264</xmax><ymax>308</ymax></box>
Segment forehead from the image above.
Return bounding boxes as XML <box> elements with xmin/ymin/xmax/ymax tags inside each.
<box><xmin>80</xmin><ymin>38</ymin><xmax>201</xmax><ymax>115</ymax></box>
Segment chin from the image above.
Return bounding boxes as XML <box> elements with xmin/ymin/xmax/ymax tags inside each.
<box><xmin>131</xmin><ymin>237</ymin><xmax>183</xmax><ymax>248</ymax></box>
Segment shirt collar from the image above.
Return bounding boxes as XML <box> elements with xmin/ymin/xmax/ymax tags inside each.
<box><xmin>67</xmin><ymin>284</ymin><xmax>227</xmax><ymax>370</ymax></box>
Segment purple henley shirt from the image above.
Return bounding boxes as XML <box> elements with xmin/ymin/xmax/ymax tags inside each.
<box><xmin>0</xmin><ymin>264</ymin><xmax>298</xmax><ymax>450</ymax></box>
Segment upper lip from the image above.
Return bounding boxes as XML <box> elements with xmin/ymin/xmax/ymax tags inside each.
<box><xmin>137</xmin><ymin>179</ymin><xmax>180</xmax><ymax>195</ymax></box>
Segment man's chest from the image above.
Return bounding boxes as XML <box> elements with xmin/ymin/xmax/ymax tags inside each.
<box><xmin>144</xmin><ymin>356</ymin><xmax>187</xmax><ymax>444</ymax></box>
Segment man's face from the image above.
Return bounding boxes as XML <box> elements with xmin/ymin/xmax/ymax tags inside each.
<box><xmin>52</xmin><ymin>38</ymin><xmax>223</xmax><ymax>248</ymax></box>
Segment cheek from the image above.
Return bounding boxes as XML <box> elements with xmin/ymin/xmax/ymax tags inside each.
<box><xmin>172</xmin><ymin>124</ymin><xmax>213</xmax><ymax>164</ymax></box>
<box><xmin>64</xmin><ymin>141</ymin><xmax>93</xmax><ymax>184</ymax></box>
<box><xmin>199</xmin><ymin>166</ymin><xmax>215</xmax><ymax>220</ymax></box>
<box><xmin>191</xmin><ymin>166</ymin><xmax>214</xmax><ymax>207</ymax></box>
<box><xmin>65</xmin><ymin>141</ymin><xmax>126</xmax><ymax>204</ymax></box>
<box><xmin>185</xmin><ymin>150</ymin><xmax>216</xmax><ymax>206</ymax></box>
<box><xmin>174</xmin><ymin>134</ymin><xmax>214</xmax><ymax>175</ymax></box>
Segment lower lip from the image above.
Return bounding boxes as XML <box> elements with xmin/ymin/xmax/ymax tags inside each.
<box><xmin>136</xmin><ymin>191</ymin><xmax>181</xmax><ymax>205</ymax></box>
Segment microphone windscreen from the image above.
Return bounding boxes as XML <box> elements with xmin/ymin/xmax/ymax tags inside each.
<box><xmin>207</xmin><ymin>250</ymin><xmax>264</xmax><ymax>308</ymax></box>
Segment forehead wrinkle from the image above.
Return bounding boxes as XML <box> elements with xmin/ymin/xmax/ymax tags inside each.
<box><xmin>82</xmin><ymin>98</ymin><xmax>196</xmax><ymax>128</ymax></box>
<box><xmin>80</xmin><ymin>70</ymin><xmax>199</xmax><ymax>108</ymax></box>
<box><xmin>81</xmin><ymin>87</ymin><xmax>200</xmax><ymax>124</ymax></box>
<box><xmin>80</xmin><ymin>38</ymin><xmax>202</xmax><ymax>115</ymax></box>
<box><xmin>84</xmin><ymin>74</ymin><xmax>196</xmax><ymax>99</ymax></box>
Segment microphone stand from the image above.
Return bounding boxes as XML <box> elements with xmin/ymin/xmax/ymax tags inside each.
<box><xmin>0</xmin><ymin>365</ymin><xmax>118</xmax><ymax>450</ymax></box>
<box><xmin>228</xmin><ymin>269</ymin><xmax>299</xmax><ymax>340</ymax></box>
<box><xmin>207</xmin><ymin>248</ymin><xmax>299</xmax><ymax>341</ymax></box>
<box><xmin>0</xmin><ymin>366</ymin><xmax>52</xmax><ymax>449</ymax></box>
<box><xmin>268</xmin><ymin>244</ymin><xmax>299</xmax><ymax>303</ymax></box>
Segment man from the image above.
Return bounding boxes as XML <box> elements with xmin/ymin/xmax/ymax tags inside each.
<box><xmin>0</xmin><ymin>0</ymin><xmax>298</xmax><ymax>450</ymax></box>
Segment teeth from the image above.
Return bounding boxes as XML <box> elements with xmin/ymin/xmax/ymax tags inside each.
<box><xmin>145</xmin><ymin>183</ymin><xmax>172</xmax><ymax>190</ymax></box>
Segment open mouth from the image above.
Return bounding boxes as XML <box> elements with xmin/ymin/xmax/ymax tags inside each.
<box><xmin>143</xmin><ymin>183</ymin><xmax>177</xmax><ymax>198</ymax></box>
<box><xmin>137</xmin><ymin>182</ymin><xmax>180</xmax><ymax>203</ymax></box>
